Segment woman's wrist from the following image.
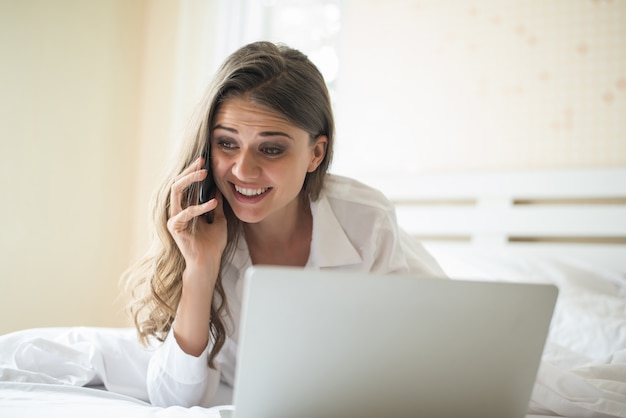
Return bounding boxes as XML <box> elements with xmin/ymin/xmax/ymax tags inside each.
<box><xmin>174</xmin><ymin>261</ymin><xmax>221</xmax><ymax>357</ymax></box>
<box><xmin>182</xmin><ymin>256</ymin><xmax>221</xmax><ymax>289</ymax></box>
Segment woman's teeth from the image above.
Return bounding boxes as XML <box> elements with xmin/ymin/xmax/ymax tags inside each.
<box><xmin>235</xmin><ymin>185</ymin><xmax>269</xmax><ymax>197</ymax></box>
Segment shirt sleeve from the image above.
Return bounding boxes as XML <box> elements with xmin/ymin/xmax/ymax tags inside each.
<box><xmin>146</xmin><ymin>328</ymin><xmax>221</xmax><ymax>407</ymax></box>
<box><xmin>398</xmin><ymin>227</ymin><xmax>447</xmax><ymax>277</ymax></box>
<box><xmin>371</xmin><ymin>210</ymin><xmax>447</xmax><ymax>278</ymax></box>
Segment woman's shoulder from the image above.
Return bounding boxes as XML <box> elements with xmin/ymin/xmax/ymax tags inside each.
<box><xmin>321</xmin><ymin>173</ymin><xmax>394</xmax><ymax>213</ymax></box>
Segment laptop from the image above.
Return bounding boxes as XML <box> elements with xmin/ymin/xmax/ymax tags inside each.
<box><xmin>229</xmin><ymin>266</ymin><xmax>558</xmax><ymax>418</ymax></box>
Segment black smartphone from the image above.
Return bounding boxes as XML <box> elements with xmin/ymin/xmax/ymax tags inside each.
<box><xmin>198</xmin><ymin>154</ymin><xmax>216</xmax><ymax>223</ymax></box>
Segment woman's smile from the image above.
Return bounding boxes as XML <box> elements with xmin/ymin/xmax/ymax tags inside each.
<box><xmin>234</xmin><ymin>184</ymin><xmax>270</xmax><ymax>197</ymax></box>
<box><xmin>231</xmin><ymin>183</ymin><xmax>273</xmax><ymax>202</ymax></box>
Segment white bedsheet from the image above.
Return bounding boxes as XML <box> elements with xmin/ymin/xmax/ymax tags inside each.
<box><xmin>427</xmin><ymin>246</ymin><xmax>626</xmax><ymax>418</ymax></box>
<box><xmin>0</xmin><ymin>327</ymin><xmax>233</xmax><ymax>417</ymax></box>
<box><xmin>1</xmin><ymin>248</ymin><xmax>625</xmax><ymax>418</ymax></box>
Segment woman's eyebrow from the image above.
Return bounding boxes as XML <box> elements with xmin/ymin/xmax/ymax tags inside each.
<box><xmin>213</xmin><ymin>124</ymin><xmax>294</xmax><ymax>140</ymax></box>
<box><xmin>213</xmin><ymin>124</ymin><xmax>237</xmax><ymax>133</ymax></box>
<box><xmin>258</xmin><ymin>131</ymin><xmax>294</xmax><ymax>140</ymax></box>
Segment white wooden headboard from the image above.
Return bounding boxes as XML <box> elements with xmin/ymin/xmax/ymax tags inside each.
<box><xmin>355</xmin><ymin>169</ymin><xmax>626</xmax><ymax>273</ymax></box>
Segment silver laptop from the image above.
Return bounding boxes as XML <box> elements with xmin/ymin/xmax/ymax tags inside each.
<box><xmin>231</xmin><ymin>266</ymin><xmax>558</xmax><ymax>418</ymax></box>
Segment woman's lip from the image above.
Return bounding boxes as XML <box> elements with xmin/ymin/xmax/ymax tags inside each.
<box><xmin>229</xmin><ymin>182</ymin><xmax>272</xmax><ymax>203</ymax></box>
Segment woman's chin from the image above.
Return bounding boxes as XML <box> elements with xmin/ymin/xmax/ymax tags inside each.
<box><xmin>230</xmin><ymin>206</ymin><xmax>265</xmax><ymax>224</ymax></box>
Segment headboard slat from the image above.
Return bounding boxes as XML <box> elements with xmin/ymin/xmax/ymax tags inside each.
<box><xmin>353</xmin><ymin>169</ymin><xmax>626</xmax><ymax>271</ymax></box>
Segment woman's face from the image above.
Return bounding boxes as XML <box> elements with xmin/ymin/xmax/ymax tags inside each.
<box><xmin>210</xmin><ymin>97</ymin><xmax>327</xmax><ymax>224</ymax></box>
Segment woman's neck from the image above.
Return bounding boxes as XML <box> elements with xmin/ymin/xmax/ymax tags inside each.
<box><xmin>243</xmin><ymin>197</ymin><xmax>312</xmax><ymax>266</ymax></box>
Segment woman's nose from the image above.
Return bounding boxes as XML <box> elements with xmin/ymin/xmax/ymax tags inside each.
<box><xmin>232</xmin><ymin>149</ymin><xmax>260</xmax><ymax>180</ymax></box>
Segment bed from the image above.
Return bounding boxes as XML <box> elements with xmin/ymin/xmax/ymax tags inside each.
<box><xmin>1</xmin><ymin>169</ymin><xmax>625</xmax><ymax>418</ymax></box>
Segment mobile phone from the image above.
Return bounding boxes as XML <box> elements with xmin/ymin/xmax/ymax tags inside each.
<box><xmin>198</xmin><ymin>154</ymin><xmax>216</xmax><ymax>224</ymax></box>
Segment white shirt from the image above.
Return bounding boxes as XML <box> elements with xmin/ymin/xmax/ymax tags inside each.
<box><xmin>147</xmin><ymin>174</ymin><xmax>445</xmax><ymax>407</ymax></box>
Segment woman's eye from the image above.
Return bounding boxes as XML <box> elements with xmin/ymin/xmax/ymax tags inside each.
<box><xmin>261</xmin><ymin>145</ymin><xmax>284</xmax><ymax>156</ymax></box>
<box><xmin>216</xmin><ymin>139</ymin><xmax>236</xmax><ymax>150</ymax></box>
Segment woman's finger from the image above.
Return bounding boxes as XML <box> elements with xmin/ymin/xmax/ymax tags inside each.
<box><xmin>175</xmin><ymin>157</ymin><xmax>204</xmax><ymax>181</ymax></box>
<box><xmin>167</xmin><ymin>200</ymin><xmax>218</xmax><ymax>234</ymax></box>
<box><xmin>169</xmin><ymin>167</ymin><xmax>208</xmax><ymax>217</ymax></box>
<box><xmin>210</xmin><ymin>189</ymin><xmax>225</xmax><ymax>221</ymax></box>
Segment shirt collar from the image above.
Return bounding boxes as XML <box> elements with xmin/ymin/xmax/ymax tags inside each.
<box><xmin>307</xmin><ymin>192</ymin><xmax>363</xmax><ymax>269</ymax></box>
<box><xmin>228</xmin><ymin>192</ymin><xmax>363</xmax><ymax>272</ymax></box>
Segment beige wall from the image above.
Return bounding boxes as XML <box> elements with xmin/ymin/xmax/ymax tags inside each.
<box><xmin>0</xmin><ymin>0</ymin><xmax>221</xmax><ymax>335</ymax></box>
<box><xmin>0</xmin><ymin>0</ymin><xmax>146</xmax><ymax>333</ymax></box>
<box><xmin>333</xmin><ymin>0</ymin><xmax>626</xmax><ymax>176</ymax></box>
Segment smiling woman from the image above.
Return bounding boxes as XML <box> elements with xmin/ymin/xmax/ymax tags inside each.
<box><xmin>121</xmin><ymin>41</ymin><xmax>445</xmax><ymax>408</ymax></box>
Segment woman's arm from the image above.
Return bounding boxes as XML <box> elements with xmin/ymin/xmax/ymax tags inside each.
<box><xmin>146</xmin><ymin>328</ymin><xmax>222</xmax><ymax>407</ymax></box>
<box><xmin>173</xmin><ymin>263</ymin><xmax>220</xmax><ymax>356</ymax></box>
<box><xmin>147</xmin><ymin>157</ymin><xmax>228</xmax><ymax>406</ymax></box>
<box><xmin>166</xmin><ymin>156</ymin><xmax>228</xmax><ymax>356</ymax></box>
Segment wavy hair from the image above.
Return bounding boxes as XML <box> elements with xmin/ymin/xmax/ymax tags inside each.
<box><xmin>123</xmin><ymin>42</ymin><xmax>335</xmax><ymax>367</ymax></box>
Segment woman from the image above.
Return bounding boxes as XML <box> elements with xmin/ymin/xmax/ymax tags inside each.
<box><xmin>124</xmin><ymin>41</ymin><xmax>444</xmax><ymax>407</ymax></box>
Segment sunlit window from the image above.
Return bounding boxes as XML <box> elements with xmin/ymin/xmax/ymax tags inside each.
<box><xmin>217</xmin><ymin>0</ymin><xmax>343</xmax><ymax>101</ymax></box>
<box><xmin>262</xmin><ymin>1</ymin><xmax>341</xmax><ymax>85</ymax></box>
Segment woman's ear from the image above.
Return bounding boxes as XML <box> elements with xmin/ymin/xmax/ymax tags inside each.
<box><xmin>307</xmin><ymin>135</ymin><xmax>328</xmax><ymax>173</ymax></box>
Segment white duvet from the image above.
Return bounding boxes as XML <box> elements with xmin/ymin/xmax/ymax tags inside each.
<box><xmin>1</xmin><ymin>247</ymin><xmax>625</xmax><ymax>418</ymax></box>
<box><xmin>427</xmin><ymin>246</ymin><xmax>626</xmax><ymax>418</ymax></box>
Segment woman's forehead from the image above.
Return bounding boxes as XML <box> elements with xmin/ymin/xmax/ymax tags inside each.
<box><xmin>214</xmin><ymin>97</ymin><xmax>294</xmax><ymax>129</ymax></box>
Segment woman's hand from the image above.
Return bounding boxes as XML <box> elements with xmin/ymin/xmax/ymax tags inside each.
<box><xmin>167</xmin><ymin>157</ymin><xmax>227</xmax><ymax>277</ymax></box>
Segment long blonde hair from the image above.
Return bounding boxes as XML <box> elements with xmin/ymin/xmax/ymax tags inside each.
<box><xmin>123</xmin><ymin>41</ymin><xmax>335</xmax><ymax>367</ymax></box>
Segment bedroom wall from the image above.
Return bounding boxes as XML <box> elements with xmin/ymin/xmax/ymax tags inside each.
<box><xmin>0</xmin><ymin>0</ymin><xmax>147</xmax><ymax>334</ymax></box>
<box><xmin>332</xmin><ymin>0</ymin><xmax>626</xmax><ymax>177</ymax></box>
<box><xmin>0</xmin><ymin>0</ymin><xmax>222</xmax><ymax>335</ymax></box>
